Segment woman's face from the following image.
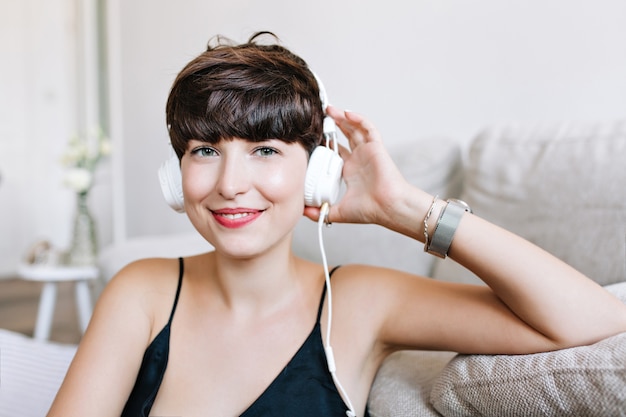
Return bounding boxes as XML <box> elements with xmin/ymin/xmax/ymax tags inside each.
<box><xmin>181</xmin><ymin>138</ymin><xmax>309</xmax><ymax>258</ymax></box>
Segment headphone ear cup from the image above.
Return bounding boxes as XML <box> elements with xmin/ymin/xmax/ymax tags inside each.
<box><xmin>304</xmin><ymin>146</ymin><xmax>344</xmax><ymax>207</ymax></box>
<box><xmin>158</xmin><ymin>154</ymin><xmax>185</xmax><ymax>213</ymax></box>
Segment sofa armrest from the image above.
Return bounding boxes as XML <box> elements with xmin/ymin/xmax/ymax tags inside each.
<box><xmin>0</xmin><ymin>329</ymin><xmax>77</xmax><ymax>417</ymax></box>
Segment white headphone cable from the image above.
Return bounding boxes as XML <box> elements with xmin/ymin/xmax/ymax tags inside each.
<box><xmin>318</xmin><ymin>202</ymin><xmax>357</xmax><ymax>417</ymax></box>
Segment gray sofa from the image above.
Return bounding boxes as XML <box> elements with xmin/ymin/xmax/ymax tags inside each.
<box><xmin>367</xmin><ymin>120</ymin><xmax>626</xmax><ymax>416</ymax></box>
<box><xmin>2</xmin><ymin>119</ymin><xmax>625</xmax><ymax>417</ymax></box>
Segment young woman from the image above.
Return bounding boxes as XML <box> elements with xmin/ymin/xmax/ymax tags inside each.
<box><xmin>48</xmin><ymin>32</ymin><xmax>626</xmax><ymax>417</ymax></box>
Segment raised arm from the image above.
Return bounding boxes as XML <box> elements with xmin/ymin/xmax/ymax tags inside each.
<box><xmin>306</xmin><ymin>106</ymin><xmax>626</xmax><ymax>354</ymax></box>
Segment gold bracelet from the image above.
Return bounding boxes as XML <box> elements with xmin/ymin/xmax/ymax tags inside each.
<box><xmin>423</xmin><ymin>195</ymin><xmax>439</xmax><ymax>252</ymax></box>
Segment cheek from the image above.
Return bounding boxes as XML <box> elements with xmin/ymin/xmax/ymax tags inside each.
<box><xmin>181</xmin><ymin>164</ymin><xmax>216</xmax><ymax>201</ymax></box>
<box><xmin>261</xmin><ymin>159</ymin><xmax>308</xmax><ymax>204</ymax></box>
<box><xmin>269</xmin><ymin>161</ymin><xmax>306</xmax><ymax>186</ymax></box>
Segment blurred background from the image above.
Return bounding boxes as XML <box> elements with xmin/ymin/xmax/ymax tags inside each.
<box><xmin>1</xmin><ymin>0</ymin><xmax>625</xmax><ymax>278</ymax></box>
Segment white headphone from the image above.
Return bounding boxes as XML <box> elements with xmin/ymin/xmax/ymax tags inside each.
<box><xmin>158</xmin><ymin>73</ymin><xmax>343</xmax><ymax>213</ymax></box>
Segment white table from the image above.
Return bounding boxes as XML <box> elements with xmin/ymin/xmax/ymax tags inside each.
<box><xmin>17</xmin><ymin>263</ymin><xmax>99</xmax><ymax>341</ymax></box>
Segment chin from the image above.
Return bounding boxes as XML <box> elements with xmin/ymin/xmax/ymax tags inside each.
<box><xmin>207</xmin><ymin>234</ymin><xmax>291</xmax><ymax>260</ymax></box>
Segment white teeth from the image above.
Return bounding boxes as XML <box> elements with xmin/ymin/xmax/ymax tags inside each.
<box><xmin>219</xmin><ymin>212</ymin><xmax>252</xmax><ymax>219</ymax></box>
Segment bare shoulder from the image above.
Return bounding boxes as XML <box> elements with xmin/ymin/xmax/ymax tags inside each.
<box><xmin>102</xmin><ymin>257</ymin><xmax>184</xmax><ymax>328</ymax></box>
<box><xmin>326</xmin><ymin>264</ymin><xmax>434</xmax><ymax>328</ymax></box>
<box><xmin>329</xmin><ymin>263</ymin><xmax>558</xmax><ymax>354</ymax></box>
<box><xmin>329</xmin><ymin>264</ymin><xmax>492</xmax><ymax>350</ymax></box>
<box><xmin>109</xmin><ymin>256</ymin><xmax>182</xmax><ymax>288</ymax></box>
<box><xmin>48</xmin><ymin>257</ymin><xmax>187</xmax><ymax>416</ymax></box>
<box><xmin>332</xmin><ymin>263</ymin><xmax>488</xmax><ymax>318</ymax></box>
<box><xmin>113</xmin><ymin>257</ymin><xmax>181</xmax><ymax>286</ymax></box>
<box><xmin>329</xmin><ymin>263</ymin><xmax>440</xmax><ymax>295</ymax></box>
<box><xmin>104</xmin><ymin>258</ymin><xmax>178</xmax><ymax>302</ymax></box>
<box><xmin>87</xmin><ymin>255</ymin><xmax>186</xmax><ymax>349</ymax></box>
<box><xmin>331</xmin><ymin>262</ymin><xmax>478</xmax><ymax>296</ymax></box>
<box><xmin>330</xmin><ymin>263</ymin><xmax>443</xmax><ymax>308</ymax></box>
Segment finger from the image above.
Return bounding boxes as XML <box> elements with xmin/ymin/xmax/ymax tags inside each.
<box><xmin>327</xmin><ymin>106</ymin><xmax>381</xmax><ymax>147</ymax></box>
<box><xmin>304</xmin><ymin>199</ymin><xmax>343</xmax><ymax>224</ymax></box>
<box><xmin>327</xmin><ymin>106</ymin><xmax>366</xmax><ymax>145</ymax></box>
<box><xmin>325</xmin><ymin>105</ymin><xmax>347</xmax><ymax>122</ymax></box>
<box><xmin>344</xmin><ymin>110</ymin><xmax>382</xmax><ymax>143</ymax></box>
<box><xmin>303</xmin><ymin>206</ymin><xmax>321</xmax><ymax>222</ymax></box>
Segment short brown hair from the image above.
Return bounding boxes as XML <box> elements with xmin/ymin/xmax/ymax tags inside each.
<box><xmin>166</xmin><ymin>31</ymin><xmax>324</xmax><ymax>159</ymax></box>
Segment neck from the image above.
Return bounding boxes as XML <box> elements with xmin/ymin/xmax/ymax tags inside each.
<box><xmin>209</xmin><ymin>239</ymin><xmax>308</xmax><ymax>316</ymax></box>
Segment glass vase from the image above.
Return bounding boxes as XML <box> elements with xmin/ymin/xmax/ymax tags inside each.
<box><xmin>68</xmin><ymin>191</ymin><xmax>98</xmax><ymax>266</ymax></box>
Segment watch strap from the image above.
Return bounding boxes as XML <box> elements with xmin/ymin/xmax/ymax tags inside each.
<box><xmin>427</xmin><ymin>199</ymin><xmax>471</xmax><ymax>258</ymax></box>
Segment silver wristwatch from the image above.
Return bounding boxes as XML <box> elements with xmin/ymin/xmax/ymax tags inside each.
<box><xmin>426</xmin><ymin>199</ymin><xmax>472</xmax><ymax>258</ymax></box>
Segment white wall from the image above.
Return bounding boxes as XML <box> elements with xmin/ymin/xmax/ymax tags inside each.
<box><xmin>112</xmin><ymin>0</ymin><xmax>626</xmax><ymax>240</ymax></box>
<box><xmin>2</xmin><ymin>0</ymin><xmax>625</xmax><ymax>275</ymax></box>
<box><xmin>0</xmin><ymin>0</ymin><xmax>112</xmax><ymax>277</ymax></box>
<box><xmin>0</xmin><ymin>0</ymin><xmax>76</xmax><ymax>276</ymax></box>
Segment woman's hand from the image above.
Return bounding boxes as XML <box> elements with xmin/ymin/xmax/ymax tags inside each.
<box><xmin>303</xmin><ymin>106</ymin><xmax>423</xmax><ymax>228</ymax></box>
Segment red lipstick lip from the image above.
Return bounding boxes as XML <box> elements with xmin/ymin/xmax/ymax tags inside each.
<box><xmin>211</xmin><ymin>208</ymin><xmax>264</xmax><ymax>229</ymax></box>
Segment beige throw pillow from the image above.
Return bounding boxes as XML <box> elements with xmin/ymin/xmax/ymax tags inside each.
<box><xmin>430</xmin><ymin>282</ymin><xmax>626</xmax><ymax>417</ymax></box>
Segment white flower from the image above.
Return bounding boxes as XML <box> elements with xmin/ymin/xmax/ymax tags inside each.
<box><xmin>63</xmin><ymin>167</ymin><xmax>93</xmax><ymax>193</ymax></box>
<box><xmin>61</xmin><ymin>139</ymin><xmax>88</xmax><ymax>167</ymax></box>
<box><xmin>60</xmin><ymin>126</ymin><xmax>110</xmax><ymax>193</ymax></box>
<box><xmin>99</xmin><ymin>138</ymin><xmax>112</xmax><ymax>157</ymax></box>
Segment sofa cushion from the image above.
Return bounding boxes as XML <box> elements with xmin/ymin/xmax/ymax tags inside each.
<box><xmin>429</xmin><ymin>282</ymin><xmax>626</xmax><ymax>417</ymax></box>
<box><xmin>432</xmin><ymin>120</ymin><xmax>626</xmax><ymax>286</ymax></box>
<box><xmin>0</xmin><ymin>329</ymin><xmax>77</xmax><ymax>417</ymax></box>
<box><xmin>368</xmin><ymin>350</ymin><xmax>455</xmax><ymax>417</ymax></box>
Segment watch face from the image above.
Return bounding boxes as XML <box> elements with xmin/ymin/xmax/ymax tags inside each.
<box><xmin>448</xmin><ymin>199</ymin><xmax>472</xmax><ymax>214</ymax></box>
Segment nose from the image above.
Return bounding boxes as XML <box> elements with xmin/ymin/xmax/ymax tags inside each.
<box><xmin>215</xmin><ymin>153</ymin><xmax>250</xmax><ymax>199</ymax></box>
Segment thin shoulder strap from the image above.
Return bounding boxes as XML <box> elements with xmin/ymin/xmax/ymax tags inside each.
<box><xmin>167</xmin><ymin>257</ymin><xmax>184</xmax><ymax>325</ymax></box>
<box><xmin>316</xmin><ymin>265</ymin><xmax>341</xmax><ymax>323</ymax></box>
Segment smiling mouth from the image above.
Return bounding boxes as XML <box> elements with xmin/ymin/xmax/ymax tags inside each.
<box><xmin>211</xmin><ymin>209</ymin><xmax>264</xmax><ymax>228</ymax></box>
<box><xmin>217</xmin><ymin>212</ymin><xmax>255</xmax><ymax>220</ymax></box>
